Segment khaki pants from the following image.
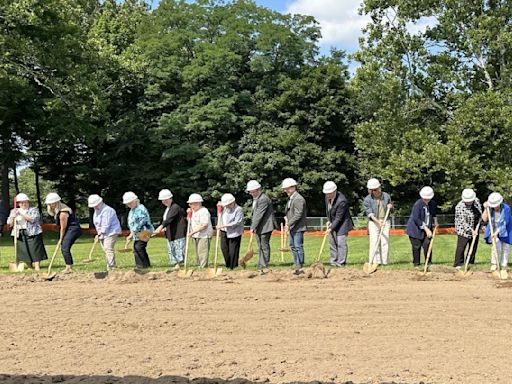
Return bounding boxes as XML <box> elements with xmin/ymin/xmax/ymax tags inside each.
<box><xmin>193</xmin><ymin>237</ymin><xmax>210</xmax><ymax>268</ymax></box>
<box><xmin>368</xmin><ymin>220</ymin><xmax>390</xmax><ymax>264</ymax></box>
<box><xmin>100</xmin><ymin>234</ymin><xmax>118</xmax><ymax>270</ymax></box>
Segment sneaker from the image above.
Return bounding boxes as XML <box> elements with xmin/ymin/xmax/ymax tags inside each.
<box><xmin>491</xmin><ymin>264</ymin><xmax>497</xmax><ymax>272</ymax></box>
<box><xmin>455</xmin><ymin>266</ymin><xmax>462</xmax><ymax>270</ymax></box>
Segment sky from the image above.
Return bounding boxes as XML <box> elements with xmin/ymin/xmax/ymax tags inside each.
<box><xmin>148</xmin><ymin>0</ymin><xmax>371</xmax><ymax>56</ymax></box>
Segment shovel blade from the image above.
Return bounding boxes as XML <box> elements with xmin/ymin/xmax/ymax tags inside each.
<box><xmin>9</xmin><ymin>262</ymin><xmax>26</xmax><ymax>273</ymax></box>
<box><xmin>178</xmin><ymin>269</ymin><xmax>194</xmax><ymax>278</ymax></box>
<box><xmin>363</xmin><ymin>262</ymin><xmax>378</xmax><ymax>275</ymax></box>
<box><xmin>44</xmin><ymin>272</ymin><xmax>57</xmax><ymax>281</ymax></box>
<box><xmin>207</xmin><ymin>267</ymin><xmax>223</xmax><ymax>278</ymax></box>
<box><xmin>493</xmin><ymin>270</ymin><xmax>508</xmax><ymax>280</ymax></box>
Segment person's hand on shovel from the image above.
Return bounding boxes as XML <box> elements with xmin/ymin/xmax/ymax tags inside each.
<box><xmin>424</xmin><ymin>227</ymin><xmax>433</xmax><ymax>239</ymax></box>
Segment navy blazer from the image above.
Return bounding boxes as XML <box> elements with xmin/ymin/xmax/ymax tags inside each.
<box><xmin>325</xmin><ymin>191</ymin><xmax>354</xmax><ymax>235</ymax></box>
<box><xmin>406</xmin><ymin>199</ymin><xmax>437</xmax><ymax>240</ymax></box>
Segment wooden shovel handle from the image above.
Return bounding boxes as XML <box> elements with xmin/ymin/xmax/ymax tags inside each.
<box><xmin>423</xmin><ymin>225</ymin><xmax>437</xmax><ymax>274</ymax></box>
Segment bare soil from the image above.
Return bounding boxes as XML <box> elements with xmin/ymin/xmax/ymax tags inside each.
<box><xmin>0</xmin><ymin>268</ymin><xmax>511</xmax><ymax>384</ymax></box>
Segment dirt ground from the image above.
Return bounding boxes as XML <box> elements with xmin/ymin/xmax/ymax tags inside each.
<box><xmin>1</xmin><ymin>267</ymin><xmax>511</xmax><ymax>384</ymax></box>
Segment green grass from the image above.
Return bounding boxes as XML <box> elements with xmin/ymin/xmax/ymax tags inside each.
<box><xmin>0</xmin><ymin>232</ymin><xmax>494</xmax><ymax>273</ymax></box>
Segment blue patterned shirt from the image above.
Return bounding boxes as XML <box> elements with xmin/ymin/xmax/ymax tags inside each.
<box><xmin>128</xmin><ymin>204</ymin><xmax>154</xmax><ymax>240</ymax></box>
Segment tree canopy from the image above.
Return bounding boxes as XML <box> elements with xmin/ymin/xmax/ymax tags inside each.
<box><xmin>1</xmin><ymin>0</ymin><xmax>511</xmax><ymax>220</ymax></box>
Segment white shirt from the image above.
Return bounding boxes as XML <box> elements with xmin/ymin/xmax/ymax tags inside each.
<box><xmin>191</xmin><ymin>207</ymin><xmax>213</xmax><ymax>238</ymax></box>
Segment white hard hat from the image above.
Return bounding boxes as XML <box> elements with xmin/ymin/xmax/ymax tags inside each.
<box><xmin>88</xmin><ymin>194</ymin><xmax>103</xmax><ymax>208</ymax></box>
<box><xmin>461</xmin><ymin>188</ymin><xmax>476</xmax><ymax>203</ymax></box>
<box><xmin>122</xmin><ymin>191</ymin><xmax>138</xmax><ymax>205</ymax></box>
<box><xmin>246</xmin><ymin>180</ymin><xmax>261</xmax><ymax>192</ymax></box>
<box><xmin>322</xmin><ymin>181</ymin><xmax>337</xmax><ymax>194</ymax></box>
<box><xmin>187</xmin><ymin>193</ymin><xmax>204</xmax><ymax>204</ymax></box>
<box><xmin>45</xmin><ymin>192</ymin><xmax>61</xmax><ymax>205</ymax></box>
<box><xmin>281</xmin><ymin>178</ymin><xmax>298</xmax><ymax>189</ymax></box>
<box><xmin>488</xmin><ymin>192</ymin><xmax>503</xmax><ymax>208</ymax></box>
<box><xmin>15</xmin><ymin>193</ymin><xmax>29</xmax><ymax>202</ymax></box>
<box><xmin>158</xmin><ymin>189</ymin><xmax>173</xmax><ymax>200</ymax></box>
<box><xmin>367</xmin><ymin>178</ymin><xmax>381</xmax><ymax>189</ymax></box>
<box><xmin>221</xmin><ymin>193</ymin><xmax>236</xmax><ymax>206</ymax></box>
<box><xmin>419</xmin><ymin>186</ymin><xmax>434</xmax><ymax>200</ymax></box>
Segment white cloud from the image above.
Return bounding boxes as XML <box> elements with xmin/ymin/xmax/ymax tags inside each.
<box><xmin>286</xmin><ymin>0</ymin><xmax>370</xmax><ymax>51</ymax></box>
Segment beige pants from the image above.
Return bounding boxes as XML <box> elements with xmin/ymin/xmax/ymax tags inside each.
<box><xmin>368</xmin><ymin>220</ymin><xmax>390</xmax><ymax>264</ymax></box>
<box><xmin>193</xmin><ymin>237</ymin><xmax>210</xmax><ymax>268</ymax></box>
<box><xmin>100</xmin><ymin>234</ymin><xmax>118</xmax><ymax>270</ymax></box>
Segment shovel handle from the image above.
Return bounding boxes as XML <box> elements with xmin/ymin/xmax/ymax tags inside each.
<box><xmin>316</xmin><ymin>223</ymin><xmax>330</xmax><ymax>263</ymax></box>
<box><xmin>369</xmin><ymin>206</ymin><xmax>391</xmax><ymax>265</ymax></box>
<box><xmin>88</xmin><ymin>236</ymin><xmax>99</xmax><ymax>259</ymax></box>
<box><xmin>47</xmin><ymin>238</ymin><xmax>63</xmax><ymax>274</ymax></box>
<box><xmin>246</xmin><ymin>232</ymin><xmax>254</xmax><ymax>253</ymax></box>
<box><xmin>463</xmin><ymin>220</ymin><xmax>481</xmax><ymax>273</ymax></box>
<box><xmin>423</xmin><ymin>226</ymin><xmax>437</xmax><ymax>274</ymax></box>
<box><xmin>487</xmin><ymin>207</ymin><xmax>502</xmax><ymax>273</ymax></box>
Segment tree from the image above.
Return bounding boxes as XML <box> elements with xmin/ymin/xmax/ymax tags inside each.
<box><xmin>353</xmin><ymin>0</ymin><xmax>512</xmax><ymax>211</ymax></box>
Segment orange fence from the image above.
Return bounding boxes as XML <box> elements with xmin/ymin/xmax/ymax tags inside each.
<box><xmin>40</xmin><ymin>224</ymin><xmax>457</xmax><ymax>237</ymax></box>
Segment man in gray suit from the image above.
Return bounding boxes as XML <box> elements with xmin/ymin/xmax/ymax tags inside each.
<box><xmin>282</xmin><ymin>178</ymin><xmax>307</xmax><ymax>271</ymax></box>
<box><xmin>247</xmin><ymin>180</ymin><xmax>277</xmax><ymax>271</ymax></box>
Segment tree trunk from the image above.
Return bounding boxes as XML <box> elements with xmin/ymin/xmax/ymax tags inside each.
<box><xmin>13</xmin><ymin>163</ymin><xmax>19</xmax><ymax>195</ymax></box>
<box><xmin>34</xmin><ymin>167</ymin><xmax>44</xmax><ymax>218</ymax></box>
<box><xmin>1</xmin><ymin>163</ymin><xmax>10</xmax><ymax>208</ymax></box>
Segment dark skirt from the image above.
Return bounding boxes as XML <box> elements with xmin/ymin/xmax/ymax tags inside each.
<box><xmin>17</xmin><ymin>230</ymin><xmax>48</xmax><ymax>263</ymax></box>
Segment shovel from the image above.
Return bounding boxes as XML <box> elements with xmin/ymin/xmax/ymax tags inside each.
<box><xmin>239</xmin><ymin>232</ymin><xmax>255</xmax><ymax>269</ymax></box>
<box><xmin>456</xmin><ymin>220</ymin><xmax>481</xmax><ymax>278</ymax></box>
<box><xmin>363</xmin><ymin>207</ymin><xmax>391</xmax><ymax>275</ymax></box>
<box><xmin>8</xmin><ymin>217</ymin><xmax>26</xmax><ymax>273</ymax></box>
<box><xmin>208</xmin><ymin>204</ymin><xmax>223</xmax><ymax>278</ymax></box>
<box><xmin>310</xmin><ymin>223</ymin><xmax>330</xmax><ymax>277</ymax></box>
<box><xmin>178</xmin><ymin>210</ymin><xmax>194</xmax><ymax>278</ymax></box>
<box><xmin>118</xmin><ymin>237</ymin><xmax>132</xmax><ymax>253</ymax></box>
<box><xmin>416</xmin><ymin>225</ymin><xmax>438</xmax><ymax>278</ymax></box>
<box><xmin>488</xmin><ymin>207</ymin><xmax>508</xmax><ymax>280</ymax></box>
<box><xmin>279</xmin><ymin>220</ymin><xmax>291</xmax><ymax>256</ymax></box>
<box><xmin>83</xmin><ymin>235</ymin><xmax>98</xmax><ymax>263</ymax></box>
<box><xmin>44</xmin><ymin>238</ymin><xmax>63</xmax><ymax>281</ymax></box>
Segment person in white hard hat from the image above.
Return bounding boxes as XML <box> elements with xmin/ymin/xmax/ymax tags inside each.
<box><xmin>482</xmin><ymin>192</ymin><xmax>512</xmax><ymax>271</ymax></box>
<box><xmin>282</xmin><ymin>178</ymin><xmax>307</xmax><ymax>271</ymax></box>
<box><xmin>406</xmin><ymin>186</ymin><xmax>437</xmax><ymax>267</ymax></box>
<box><xmin>187</xmin><ymin>193</ymin><xmax>213</xmax><ymax>268</ymax></box>
<box><xmin>363</xmin><ymin>178</ymin><xmax>393</xmax><ymax>265</ymax></box>
<box><xmin>217</xmin><ymin>193</ymin><xmax>244</xmax><ymax>270</ymax></box>
<box><xmin>323</xmin><ymin>181</ymin><xmax>354</xmax><ymax>267</ymax></box>
<box><xmin>45</xmin><ymin>192</ymin><xmax>82</xmax><ymax>273</ymax></box>
<box><xmin>155</xmin><ymin>189</ymin><xmax>187</xmax><ymax>269</ymax></box>
<box><xmin>89</xmin><ymin>194</ymin><xmax>122</xmax><ymax>271</ymax></box>
<box><xmin>123</xmin><ymin>191</ymin><xmax>154</xmax><ymax>270</ymax></box>
<box><xmin>453</xmin><ymin>188</ymin><xmax>482</xmax><ymax>269</ymax></box>
<box><xmin>7</xmin><ymin>193</ymin><xmax>47</xmax><ymax>270</ymax></box>
<box><xmin>245</xmin><ymin>180</ymin><xmax>277</xmax><ymax>271</ymax></box>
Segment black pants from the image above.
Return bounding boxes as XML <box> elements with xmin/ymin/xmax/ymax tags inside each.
<box><xmin>220</xmin><ymin>231</ymin><xmax>241</xmax><ymax>270</ymax></box>
<box><xmin>454</xmin><ymin>235</ymin><xmax>479</xmax><ymax>267</ymax></box>
<box><xmin>61</xmin><ymin>226</ymin><xmax>82</xmax><ymax>266</ymax></box>
<box><xmin>409</xmin><ymin>236</ymin><xmax>432</xmax><ymax>265</ymax></box>
<box><xmin>134</xmin><ymin>240</ymin><xmax>151</xmax><ymax>269</ymax></box>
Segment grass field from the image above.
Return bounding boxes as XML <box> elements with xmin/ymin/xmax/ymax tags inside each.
<box><xmin>0</xmin><ymin>231</ymin><xmax>494</xmax><ymax>273</ymax></box>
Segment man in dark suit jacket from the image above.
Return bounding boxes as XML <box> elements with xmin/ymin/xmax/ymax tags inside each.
<box><xmin>406</xmin><ymin>186</ymin><xmax>437</xmax><ymax>266</ymax></box>
<box><xmin>247</xmin><ymin>180</ymin><xmax>277</xmax><ymax>270</ymax></box>
<box><xmin>323</xmin><ymin>181</ymin><xmax>354</xmax><ymax>266</ymax></box>
<box><xmin>282</xmin><ymin>178</ymin><xmax>307</xmax><ymax>270</ymax></box>
<box><xmin>155</xmin><ymin>189</ymin><xmax>187</xmax><ymax>269</ymax></box>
